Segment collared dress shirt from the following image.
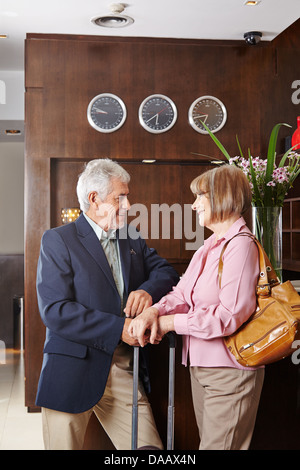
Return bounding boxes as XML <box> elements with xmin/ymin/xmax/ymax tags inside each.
<box><xmin>154</xmin><ymin>218</ymin><xmax>260</xmax><ymax>370</ymax></box>
<box><xmin>83</xmin><ymin>213</ymin><xmax>125</xmax><ymax>314</ymax></box>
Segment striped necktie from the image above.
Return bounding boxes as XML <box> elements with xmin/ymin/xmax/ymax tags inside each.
<box><xmin>100</xmin><ymin>231</ymin><xmax>125</xmax><ymax>315</ymax></box>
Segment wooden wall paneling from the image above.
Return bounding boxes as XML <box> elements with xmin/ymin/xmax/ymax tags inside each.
<box><xmin>50</xmin><ymin>159</ymin><xmax>85</xmax><ymax>228</ymax></box>
<box><xmin>49</xmin><ymin>159</ymin><xmax>212</xmax><ymax>264</ymax></box>
<box><xmin>24</xmin><ymin>157</ymin><xmax>51</xmax><ymax>409</ymax></box>
<box><xmin>122</xmin><ymin>162</ymin><xmax>182</xmax><ymax>260</ymax></box>
<box><xmin>25</xmin><ymin>34</ymin><xmax>274</xmax><ymax>162</ymax></box>
<box><xmin>24</xmin><ymin>85</ymin><xmax>53</xmax><ymax>409</ymax></box>
<box><xmin>260</xmin><ymin>20</ymin><xmax>300</xmax><ymax>153</ymax></box>
<box><xmin>250</xmin><ymin>357</ymin><xmax>300</xmax><ymax>450</ymax></box>
<box><xmin>272</xmin><ymin>18</ymin><xmax>300</xmax><ymax>49</ymax></box>
<box><xmin>271</xmin><ymin>47</ymin><xmax>300</xmax><ymax>149</ymax></box>
<box><xmin>180</xmin><ymin>164</ymin><xmax>211</xmax><ymax>260</ymax></box>
<box><xmin>25</xmin><ymin>29</ymin><xmax>300</xmax><ymax>448</ymax></box>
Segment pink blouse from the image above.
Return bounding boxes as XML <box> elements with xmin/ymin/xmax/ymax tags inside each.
<box><xmin>153</xmin><ymin>218</ymin><xmax>260</xmax><ymax>370</ymax></box>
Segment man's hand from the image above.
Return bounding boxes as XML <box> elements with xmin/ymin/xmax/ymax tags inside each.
<box><xmin>123</xmin><ymin>289</ymin><xmax>152</xmax><ymax>318</ymax></box>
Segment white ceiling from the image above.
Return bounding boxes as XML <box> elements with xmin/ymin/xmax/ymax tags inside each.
<box><xmin>1</xmin><ymin>0</ymin><xmax>300</xmax><ymax>71</ymax></box>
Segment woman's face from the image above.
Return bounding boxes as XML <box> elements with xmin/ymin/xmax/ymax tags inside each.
<box><xmin>192</xmin><ymin>190</ymin><xmax>211</xmax><ymax>227</ymax></box>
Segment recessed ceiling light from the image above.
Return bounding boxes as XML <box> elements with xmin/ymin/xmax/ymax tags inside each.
<box><xmin>0</xmin><ymin>35</ymin><xmax>8</xmax><ymax>39</ymax></box>
<box><xmin>5</xmin><ymin>129</ymin><xmax>21</xmax><ymax>135</ymax></box>
<box><xmin>92</xmin><ymin>15</ymin><xmax>134</xmax><ymax>28</ymax></box>
<box><xmin>244</xmin><ymin>1</ymin><xmax>261</xmax><ymax>5</ymax></box>
<box><xmin>91</xmin><ymin>3</ymin><xmax>134</xmax><ymax>29</ymax></box>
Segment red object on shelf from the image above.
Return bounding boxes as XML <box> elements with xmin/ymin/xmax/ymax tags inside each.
<box><xmin>292</xmin><ymin>116</ymin><xmax>300</xmax><ymax>150</ymax></box>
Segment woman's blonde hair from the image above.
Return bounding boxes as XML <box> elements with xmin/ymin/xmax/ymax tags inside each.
<box><xmin>190</xmin><ymin>164</ymin><xmax>252</xmax><ymax>223</ymax></box>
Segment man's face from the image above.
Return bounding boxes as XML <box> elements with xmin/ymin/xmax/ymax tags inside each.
<box><xmin>92</xmin><ymin>178</ymin><xmax>130</xmax><ymax>231</ymax></box>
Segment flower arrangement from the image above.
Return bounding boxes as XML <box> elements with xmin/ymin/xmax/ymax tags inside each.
<box><xmin>200</xmin><ymin>122</ymin><xmax>300</xmax><ymax>280</ymax></box>
<box><xmin>201</xmin><ymin>122</ymin><xmax>300</xmax><ymax>207</ymax></box>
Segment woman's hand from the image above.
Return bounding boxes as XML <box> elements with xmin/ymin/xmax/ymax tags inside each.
<box><xmin>128</xmin><ymin>307</ymin><xmax>159</xmax><ymax>347</ymax></box>
<box><xmin>121</xmin><ymin>318</ymin><xmax>150</xmax><ymax>347</ymax></box>
<box><xmin>157</xmin><ymin>315</ymin><xmax>175</xmax><ymax>338</ymax></box>
<box><xmin>128</xmin><ymin>307</ymin><xmax>175</xmax><ymax>347</ymax></box>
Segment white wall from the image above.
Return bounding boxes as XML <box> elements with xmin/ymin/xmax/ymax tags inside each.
<box><xmin>0</xmin><ymin>71</ymin><xmax>24</xmax><ymax>119</ymax></box>
<box><xmin>0</xmin><ymin>142</ymin><xmax>24</xmax><ymax>254</ymax></box>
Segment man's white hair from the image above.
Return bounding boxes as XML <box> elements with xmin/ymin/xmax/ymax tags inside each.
<box><xmin>76</xmin><ymin>158</ymin><xmax>130</xmax><ymax>212</ymax></box>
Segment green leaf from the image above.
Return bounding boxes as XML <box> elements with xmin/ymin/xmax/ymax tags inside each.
<box><xmin>248</xmin><ymin>150</ymin><xmax>262</xmax><ymax>205</ymax></box>
<box><xmin>290</xmin><ymin>167</ymin><xmax>300</xmax><ymax>184</ymax></box>
<box><xmin>266</xmin><ymin>123</ymin><xmax>291</xmax><ymax>180</ymax></box>
<box><xmin>278</xmin><ymin>144</ymin><xmax>299</xmax><ymax>167</ymax></box>
<box><xmin>200</xmin><ymin>121</ymin><xmax>231</xmax><ymax>161</ymax></box>
<box><xmin>236</xmin><ymin>135</ymin><xmax>244</xmax><ymax>159</ymax></box>
<box><xmin>264</xmin><ymin>123</ymin><xmax>291</xmax><ymax>206</ymax></box>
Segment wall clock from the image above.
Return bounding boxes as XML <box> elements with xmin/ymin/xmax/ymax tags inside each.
<box><xmin>87</xmin><ymin>93</ymin><xmax>127</xmax><ymax>133</ymax></box>
<box><xmin>188</xmin><ymin>96</ymin><xmax>227</xmax><ymax>134</ymax></box>
<box><xmin>139</xmin><ymin>94</ymin><xmax>177</xmax><ymax>134</ymax></box>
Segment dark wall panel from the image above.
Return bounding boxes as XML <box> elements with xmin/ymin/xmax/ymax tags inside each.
<box><xmin>0</xmin><ymin>255</ymin><xmax>24</xmax><ymax>348</ymax></box>
<box><xmin>24</xmin><ymin>25</ymin><xmax>300</xmax><ymax>448</ymax></box>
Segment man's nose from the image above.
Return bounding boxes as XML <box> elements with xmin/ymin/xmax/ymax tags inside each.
<box><xmin>120</xmin><ymin>196</ymin><xmax>130</xmax><ymax>211</ymax></box>
<box><xmin>125</xmin><ymin>197</ymin><xmax>131</xmax><ymax>211</ymax></box>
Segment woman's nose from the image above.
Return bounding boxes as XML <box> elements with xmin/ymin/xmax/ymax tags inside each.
<box><xmin>191</xmin><ymin>199</ymin><xmax>198</xmax><ymax>211</ymax></box>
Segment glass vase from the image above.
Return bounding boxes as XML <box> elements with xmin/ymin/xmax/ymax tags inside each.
<box><xmin>252</xmin><ymin>206</ymin><xmax>282</xmax><ymax>282</ymax></box>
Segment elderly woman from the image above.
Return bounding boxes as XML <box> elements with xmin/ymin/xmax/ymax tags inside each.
<box><xmin>128</xmin><ymin>164</ymin><xmax>264</xmax><ymax>450</ymax></box>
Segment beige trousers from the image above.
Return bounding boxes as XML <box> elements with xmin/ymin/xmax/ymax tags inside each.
<box><xmin>190</xmin><ymin>366</ymin><xmax>264</xmax><ymax>450</ymax></box>
<box><xmin>42</xmin><ymin>343</ymin><xmax>163</xmax><ymax>450</ymax></box>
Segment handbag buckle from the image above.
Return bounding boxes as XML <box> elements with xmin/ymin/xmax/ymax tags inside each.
<box><xmin>256</xmin><ymin>284</ymin><xmax>271</xmax><ymax>297</ymax></box>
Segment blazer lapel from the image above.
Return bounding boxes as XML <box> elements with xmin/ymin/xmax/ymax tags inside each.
<box><xmin>75</xmin><ymin>214</ymin><xmax>116</xmax><ymax>291</ymax></box>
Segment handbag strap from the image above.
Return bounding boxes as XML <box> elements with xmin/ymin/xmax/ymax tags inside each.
<box><xmin>218</xmin><ymin>232</ymin><xmax>279</xmax><ymax>291</ymax></box>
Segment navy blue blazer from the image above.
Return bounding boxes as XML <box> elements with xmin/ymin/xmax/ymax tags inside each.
<box><xmin>35</xmin><ymin>214</ymin><xmax>179</xmax><ymax>413</ymax></box>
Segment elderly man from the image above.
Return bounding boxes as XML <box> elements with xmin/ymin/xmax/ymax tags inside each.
<box><xmin>35</xmin><ymin>158</ymin><xmax>179</xmax><ymax>450</ymax></box>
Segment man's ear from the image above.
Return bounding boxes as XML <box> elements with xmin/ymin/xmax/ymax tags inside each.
<box><xmin>87</xmin><ymin>191</ymin><xmax>98</xmax><ymax>207</ymax></box>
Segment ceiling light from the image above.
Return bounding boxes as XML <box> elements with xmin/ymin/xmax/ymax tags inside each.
<box><xmin>5</xmin><ymin>129</ymin><xmax>21</xmax><ymax>135</ymax></box>
<box><xmin>91</xmin><ymin>3</ymin><xmax>134</xmax><ymax>29</ymax></box>
<box><xmin>92</xmin><ymin>15</ymin><xmax>133</xmax><ymax>28</ymax></box>
<box><xmin>0</xmin><ymin>35</ymin><xmax>8</xmax><ymax>39</ymax></box>
<box><xmin>244</xmin><ymin>1</ymin><xmax>261</xmax><ymax>5</ymax></box>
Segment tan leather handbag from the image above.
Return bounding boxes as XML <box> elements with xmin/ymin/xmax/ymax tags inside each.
<box><xmin>218</xmin><ymin>232</ymin><xmax>300</xmax><ymax>367</ymax></box>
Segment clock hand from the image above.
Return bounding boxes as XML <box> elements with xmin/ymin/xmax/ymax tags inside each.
<box><xmin>146</xmin><ymin>106</ymin><xmax>168</xmax><ymax>124</ymax></box>
<box><xmin>194</xmin><ymin>114</ymin><xmax>208</xmax><ymax>123</ymax></box>
<box><xmin>157</xmin><ymin>106</ymin><xmax>167</xmax><ymax>115</ymax></box>
<box><xmin>95</xmin><ymin>108</ymin><xmax>108</xmax><ymax>114</ymax></box>
<box><xmin>146</xmin><ymin>113</ymin><xmax>158</xmax><ymax>123</ymax></box>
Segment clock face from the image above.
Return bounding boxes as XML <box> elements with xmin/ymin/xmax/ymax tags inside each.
<box><xmin>87</xmin><ymin>93</ymin><xmax>127</xmax><ymax>133</ymax></box>
<box><xmin>188</xmin><ymin>96</ymin><xmax>227</xmax><ymax>134</ymax></box>
<box><xmin>139</xmin><ymin>94</ymin><xmax>177</xmax><ymax>134</ymax></box>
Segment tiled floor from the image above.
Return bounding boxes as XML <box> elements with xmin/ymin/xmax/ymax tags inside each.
<box><xmin>0</xmin><ymin>349</ymin><xmax>44</xmax><ymax>450</ymax></box>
